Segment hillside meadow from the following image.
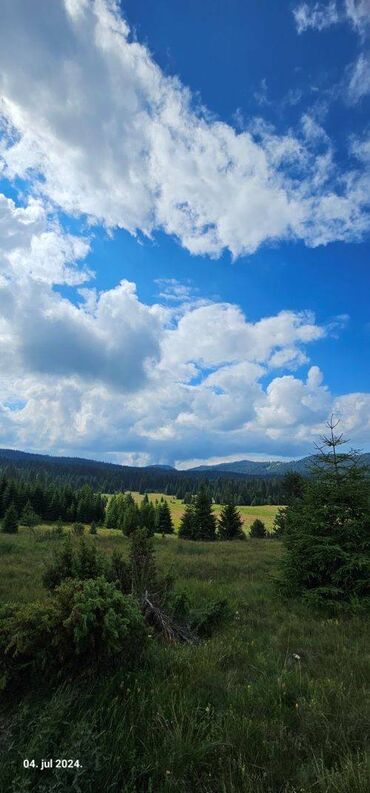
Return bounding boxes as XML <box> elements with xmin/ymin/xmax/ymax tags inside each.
<box><xmin>0</xmin><ymin>516</ymin><xmax>369</xmax><ymax>793</ymax></box>
<box><xmin>129</xmin><ymin>492</ymin><xmax>279</xmax><ymax>531</ymax></box>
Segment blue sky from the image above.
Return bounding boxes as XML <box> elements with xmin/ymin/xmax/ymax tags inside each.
<box><xmin>0</xmin><ymin>0</ymin><xmax>369</xmax><ymax>466</ymax></box>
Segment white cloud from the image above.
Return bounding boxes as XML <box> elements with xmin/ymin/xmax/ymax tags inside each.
<box><xmin>293</xmin><ymin>2</ymin><xmax>339</xmax><ymax>33</ymax></box>
<box><xmin>345</xmin><ymin>0</ymin><xmax>370</xmax><ymax>35</ymax></box>
<box><xmin>0</xmin><ymin>0</ymin><xmax>369</xmax><ymax>259</ymax></box>
<box><xmin>0</xmin><ymin>193</ymin><xmax>91</xmax><ymax>285</ymax></box>
<box><xmin>0</xmin><ymin>193</ymin><xmax>368</xmax><ymax>462</ymax></box>
<box><xmin>347</xmin><ymin>52</ymin><xmax>370</xmax><ymax>101</ymax></box>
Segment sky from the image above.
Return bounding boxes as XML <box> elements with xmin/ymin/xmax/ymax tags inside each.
<box><xmin>0</xmin><ymin>0</ymin><xmax>369</xmax><ymax>468</ymax></box>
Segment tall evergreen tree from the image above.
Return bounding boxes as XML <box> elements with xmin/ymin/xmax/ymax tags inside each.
<box><xmin>178</xmin><ymin>504</ymin><xmax>196</xmax><ymax>540</ymax></box>
<box><xmin>280</xmin><ymin>417</ymin><xmax>370</xmax><ymax>607</ymax></box>
<box><xmin>130</xmin><ymin>528</ymin><xmax>157</xmax><ymax>599</ymax></box>
<box><xmin>157</xmin><ymin>501</ymin><xmax>174</xmax><ymax>535</ymax></box>
<box><xmin>139</xmin><ymin>497</ymin><xmax>156</xmax><ymax>536</ymax></box>
<box><xmin>193</xmin><ymin>488</ymin><xmax>216</xmax><ymax>541</ymax></box>
<box><xmin>217</xmin><ymin>502</ymin><xmax>244</xmax><ymax>540</ymax></box>
<box><xmin>2</xmin><ymin>504</ymin><xmax>18</xmax><ymax>534</ymax></box>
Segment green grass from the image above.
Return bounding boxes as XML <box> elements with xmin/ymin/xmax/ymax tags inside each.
<box><xmin>130</xmin><ymin>491</ymin><xmax>280</xmax><ymax>531</ymax></box>
<box><xmin>0</xmin><ymin>524</ymin><xmax>369</xmax><ymax>792</ymax></box>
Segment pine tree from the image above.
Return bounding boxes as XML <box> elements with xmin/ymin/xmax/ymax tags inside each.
<box><xmin>130</xmin><ymin>528</ymin><xmax>157</xmax><ymax>599</ymax></box>
<box><xmin>2</xmin><ymin>504</ymin><xmax>18</xmax><ymax>534</ymax></box>
<box><xmin>250</xmin><ymin>519</ymin><xmax>267</xmax><ymax>538</ymax></box>
<box><xmin>218</xmin><ymin>502</ymin><xmax>244</xmax><ymax>540</ymax></box>
<box><xmin>193</xmin><ymin>488</ymin><xmax>216</xmax><ymax>541</ymax></box>
<box><xmin>20</xmin><ymin>500</ymin><xmax>39</xmax><ymax>529</ymax></box>
<box><xmin>280</xmin><ymin>417</ymin><xmax>370</xmax><ymax>607</ymax></box>
<box><xmin>139</xmin><ymin>497</ymin><xmax>156</xmax><ymax>536</ymax></box>
<box><xmin>178</xmin><ymin>504</ymin><xmax>196</xmax><ymax>540</ymax></box>
<box><xmin>157</xmin><ymin>501</ymin><xmax>174</xmax><ymax>535</ymax></box>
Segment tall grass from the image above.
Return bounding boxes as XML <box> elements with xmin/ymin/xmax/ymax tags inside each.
<box><xmin>0</xmin><ymin>527</ymin><xmax>369</xmax><ymax>792</ymax></box>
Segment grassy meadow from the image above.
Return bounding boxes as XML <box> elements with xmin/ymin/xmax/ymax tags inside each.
<box><xmin>0</xmin><ymin>511</ymin><xmax>369</xmax><ymax>793</ymax></box>
<box><xmin>130</xmin><ymin>491</ymin><xmax>279</xmax><ymax>531</ymax></box>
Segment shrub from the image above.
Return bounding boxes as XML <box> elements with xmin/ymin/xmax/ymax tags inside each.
<box><xmin>106</xmin><ymin>550</ymin><xmax>131</xmax><ymax>594</ymax></box>
<box><xmin>0</xmin><ymin>578</ymin><xmax>147</xmax><ymax>685</ymax></box>
<box><xmin>191</xmin><ymin>599</ymin><xmax>230</xmax><ymax>637</ymax></box>
<box><xmin>250</xmin><ymin>519</ymin><xmax>267</xmax><ymax>538</ymax></box>
<box><xmin>42</xmin><ymin>536</ymin><xmax>105</xmax><ymax>590</ymax></box>
<box><xmin>89</xmin><ymin>521</ymin><xmax>97</xmax><ymax>535</ymax></box>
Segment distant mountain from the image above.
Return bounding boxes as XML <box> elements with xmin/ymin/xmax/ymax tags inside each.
<box><xmin>0</xmin><ymin>448</ymin><xmax>368</xmax><ymax>490</ymax></box>
<box><xmin>188</xmin><ymin>453</ymin><xmax>370</xmax><ymax>476</ymax></box>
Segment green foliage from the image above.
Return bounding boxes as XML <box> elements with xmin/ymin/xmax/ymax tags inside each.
<box><xmin>89</xmin><ymin>520</ymin><xmax>97</xmax><ymax>535</ymax></box>
<box><xmin>42</xmin><ymin>536</ymin><xmax>105</xmax><ymax>590</ymax></box>
<box><xmin>0</xmin><ymin>577</ymin><xmax>147</xmax><ymax>685</ymax></box>
<box><xmin>130</xmin><ymin>528</ymin><xmax>157</xmax><ymax>598</ymax></box>
<box><xmin>2</xmin><ymin>504</ymin><xmax>18</xmax><ymax>534</ymax></box>
<box><xmin>191</xmin><ymin>598</ymin><xmax>230</xmax><ymax>637</ymax></box>
<box><xmin>156</xmin><ymin>500</ymin><xmax>174</xmax><ymax>534</ymax></box>
<box><xmin>178</xmin><ymin>503</ymin><xmax>197</xmax><ymax>539</ymax></box>
<box><xmin>272</xmin><ymin>506</ymin><xmax>287</xmax><ymax>538</ymax></box>
<box><xmin>250</xmin><ymin>518</ymin><xmax>267</xmax><ymax>538</ymax></box>
<box><xmin>106</xmin><ymin>550</ymin><xmax>131</xmax><ymax>595</ymax></box>
<box><xmin>20</xmin><ymin>500</ymin><xmax>40</xmax><ymax>528</ymax></box>
<box><xmin>217</xmin><ymin>502</ymin><xmax>244</xmax><ymax>540</ymax></box>
<box><xmin>179</xmin><ymin>489</ymin><xmax>217</xmax><ymax>541</ymax></box>
<box><xmin>194</xmin><ymin>488</ymin><xmax>216</xmax><ymax>541</ymax></box>
<box><xmin>280</xmin><ymin>420</ymin><xmax>370</xmax><ymax>608</ymax></box>
<box><xmin>1</xmin><ymin>526</ymin><xmax>370</xmax><ymax>792</ymax></box>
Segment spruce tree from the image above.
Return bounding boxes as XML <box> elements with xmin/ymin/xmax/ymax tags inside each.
<box><xmin>178</xmin><ymin>504</ymin><xmax>196</xmax><ymax>540</ymax></box>
<box><xmin>139</xmin><ymin>497</ymin><xmax>156</xmax><ymax>536</ymax></box>
<box><xmin>193</xmin><ymin>488</ymin><xmax>216</xmax><ymax>541</ymax></box>
<box><xmin>130</xmin><ymin>528</ymin><xmax>157</xmax><ymax>599</ymax></box>
<box><xmin>218</xmin><ymin>502</ymin><xmax>244</xmax><ymax>540</ymax></box>
<box><xmin>20</xmin><ymin>500</ymin><xmax>39</xmax><ymax>529</ymax></box>
<box><xmin>157</xmin><ymin>501</ymin><xmax>174</xmax><ymax>535</ymax></box>
<box><xmin>2</xmin><ymin>504</ymin><xmax>18</xmax><ymax>534</ymax></box>
<box><xmin>280</xmin><ymin>417</ymin><xmax>370</xmax><ymax>607</ymax></box>
<box><xmin>250</xmin><ymin>519</ymin><xmax>267</xmax><ymax>538</ymax></box>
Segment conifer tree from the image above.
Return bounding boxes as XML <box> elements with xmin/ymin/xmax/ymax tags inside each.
<box><xmin>250</xmin><ymin>519</ymin><xmax>267</xmax><ymax>538</ymax></box>
<box><xmin>130</xmin><ymin>528</ymin><xmax>157</xmax><ymax>599</ymax></box>
<box><xmin>178</xmin><ymin>504</ymin><xmax>196</xmax><ymax>539</ymax></box>
<box><xmin>193</xmin><ymin>488</ymin><xmax>216</xmax><ymax>541</ymax></box>
<box><xmin>218</xmin><ymin>502</ymin><xmax>244</xmax><ymax>540</ymax></box>
<box><xmin>2</xmin><ymin>504</ymin><xmax>18</xmax><ymax>534</ymax></box>
<box><xmin>139</xmin><ymin>497</ymin><xmax>156</xmax><ymax>536</ymax></box>
<box><xmin>280</xmin><ymin>417</ymin><xmax>370</xmax><ymax>607</ymax></box>
<box><xmin>157</xmin><ymin>501</ymin><xmax>174</xmax><ymax>534</ymax></box>
<box><xmin>20</xmin><ymin>500</ymin><xmax>39</xmax><ymax>529</ymax></box>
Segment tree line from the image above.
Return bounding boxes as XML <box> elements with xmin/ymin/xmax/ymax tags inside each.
<box><xmin>0</xmin><ymin>475</ymin><xmax>106</xmax><ymax>525</ymax></box>
<box><xmin>0</xmin><ymin>456</ymin><xmax>285</xmax><ymax>504</ymax></box>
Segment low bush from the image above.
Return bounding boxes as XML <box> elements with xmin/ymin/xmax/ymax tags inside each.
<box><xmin>0</xmin><ymin>577</ymin><xmax>147</xmax><ymax>686</ymax></box>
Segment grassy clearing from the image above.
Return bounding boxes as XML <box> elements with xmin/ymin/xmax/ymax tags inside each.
<box><xmin>130</xmin><ymin>491</ymin><xmax>280</xmax><ymax>531</ymax></box>
<box><xmin>0</xmin><ymin>523</ymin><xmax>369</xmax><ymax>792</ymax></box>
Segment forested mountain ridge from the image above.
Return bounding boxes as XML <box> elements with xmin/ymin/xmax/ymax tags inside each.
<box><xmin>0</xmin><ymin>447</ymin><xmax>368</xmax><ymax>506</ymax></box>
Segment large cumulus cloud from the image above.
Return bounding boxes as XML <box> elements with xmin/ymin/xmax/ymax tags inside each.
<box><xmin>0</xmin><ymin>0</ymin><xmax>369</xmax><ymax>258</ymax></box>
